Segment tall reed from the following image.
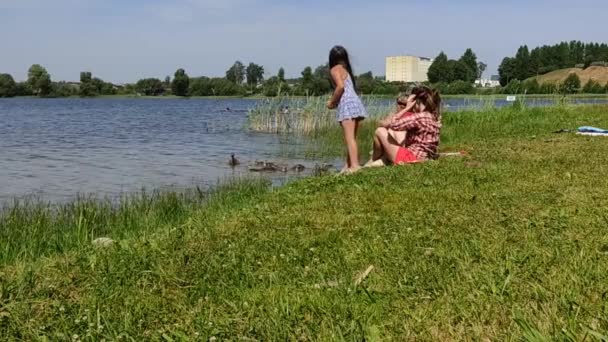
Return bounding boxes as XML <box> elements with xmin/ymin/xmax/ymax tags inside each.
<box><xmin>248</xmin><ymin>95</ymin><xmax>393</xmax><ymax>135</ymax></box>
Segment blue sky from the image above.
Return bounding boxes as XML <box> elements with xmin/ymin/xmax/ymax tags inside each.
<box><xmin>1</xmin><ymin>0</ymin><xmax>607</xmax><ymax>83</ymax></box>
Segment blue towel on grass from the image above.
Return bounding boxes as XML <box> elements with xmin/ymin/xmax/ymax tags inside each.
<box><xmin>578</xmin><ymin>126</ymin><xmax>608</xmax><ymax>134</ymax></box>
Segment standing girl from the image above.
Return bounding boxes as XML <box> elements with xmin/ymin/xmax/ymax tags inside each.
<box><xmin>326</xmin><ymin>46</ymin><xmax>367</xmax><ymax>173</ymax></box>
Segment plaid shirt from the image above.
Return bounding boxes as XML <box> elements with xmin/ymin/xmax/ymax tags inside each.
<box><xmin>389</xmin><ymin>111</ymin><xmax>441</xmax><ymax>161</ymax></box>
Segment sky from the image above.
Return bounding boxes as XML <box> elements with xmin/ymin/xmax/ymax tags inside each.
<box><xmin>1</xmin><ymin>0</ymin><xmax>607</xmax><ymax>83</ymax></box>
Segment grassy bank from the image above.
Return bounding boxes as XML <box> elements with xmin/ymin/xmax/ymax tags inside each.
<box><xmin>2</xmin><ymin>105</ymin><xmax>608</xmax><ymax>340</ymax></box>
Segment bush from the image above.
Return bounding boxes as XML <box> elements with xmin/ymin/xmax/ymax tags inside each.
<box><xmin>49</xmin><ymin>82</ymin><xmax>78</xmax><ymax>97</ymax></box>
<box><xmin>504</xmin><ymin>79</ymin><xmax>523</xmax><ymax>94</ymax></box>
<box><xmin>432</xmin><ymin>81</ymin><xmax>474</xmax><ymax>95</ymax></box>
<box><xmin>135</xmin><ymin>78</ymin><xmax>165</xmax><ymax>96</ymax></box>
<box><xmin>582</xmin><ymin>80</ymin><xmax>605</xmax><ymax>94</ymax></box>
<box><xmin>539</xmin><ymin>82</ymin><xmax>559</xmax><ymax>94</ymax></box>
<box><xmin>522</xmin><ymin>79</ymin><xmax>540</xmax><ymax>94</ymax></box>
<box><xmin>189</xmin><ymin>77</ymin><xmax>245</xmax><ymax>97</ymax></box>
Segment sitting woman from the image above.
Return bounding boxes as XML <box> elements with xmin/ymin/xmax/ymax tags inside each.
<box><xmin>367</xmin><ymin>86</ymin><xmax>442</xmax><ymax>165</ymax></box>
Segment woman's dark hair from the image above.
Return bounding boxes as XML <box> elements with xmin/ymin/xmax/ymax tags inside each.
<box><xmin>329</xmin><ymin>45</ymin><xmax>356</xmax><ymax>90</ymax></box>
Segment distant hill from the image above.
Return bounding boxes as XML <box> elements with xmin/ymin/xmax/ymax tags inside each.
<box><xmin>533</xmin><ymin>66</ymin><xmax>608</xmax><ymax>85</ymax></box>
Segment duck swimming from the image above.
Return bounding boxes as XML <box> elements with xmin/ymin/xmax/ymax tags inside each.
<box><xmin>291</xmin><ymin>164</ymin><xmax>306</xmax><ymax>172</ymax></box>
<box><xmin>228</xmin><ymin>154</ymin><xmax>240</xmax><ymax>167</ymax></box>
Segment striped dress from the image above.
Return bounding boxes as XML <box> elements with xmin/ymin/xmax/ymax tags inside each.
<box><xmin>336</xmin><ymin>76</ymin><xmax>367</xmax><ymax>122</ymax></box>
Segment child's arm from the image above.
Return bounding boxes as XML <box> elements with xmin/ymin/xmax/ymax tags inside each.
<box><xmin>388</xmin><ymin>112</ymin><xmax>422</xmax><ymax>131</ymax></box>
<box><xmin>327</xmin><ymin>67</ymin><xmax>345</xmax><ymax>109</ymax></box>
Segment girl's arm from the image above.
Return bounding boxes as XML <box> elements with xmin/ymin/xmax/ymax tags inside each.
<box><xmin>327</xmin><ymin>67</ymin><xmax>345</xmax><ymax>109</ymax></box>
<box><xmin>389</xmin><ymin>112</ymin><xmax>424</xmax><ymax>131</ymax></box>
<box><xmin>380</xmin><ymin>95</ymin><xmax>417</xmax><ymax>127</ymax></box>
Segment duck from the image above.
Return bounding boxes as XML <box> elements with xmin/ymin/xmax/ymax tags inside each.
<box><xmin>291</xmin><ymin>164</ymin><xmax>306</xmax><ymax>172</ymax></box>
<box><xmin>321</xmin><ymin>163</ymin><xmax>334</xmax><ymax>172</ymax></box>
<box><xmin>228</xmin><ymin>154</ymin><xmax>240</xmax><ymax>167</ymax></box>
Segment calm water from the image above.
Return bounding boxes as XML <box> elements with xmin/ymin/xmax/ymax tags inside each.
<box><xmin>1</xmin><ymin>97</ymin><xmax>607</xmax><ymax>202</ymax></box>
<box><xmin>0</xmin><ymin>98</ymin><xmax>322</xmax><ymax>202</ymax></box>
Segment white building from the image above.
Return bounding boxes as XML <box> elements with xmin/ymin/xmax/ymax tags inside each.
<box><xmin>385</xmin><ymin>56</ymin><xmax>433</xmax><ymax>83</ymax></box>
<box><xmin>475</xmin><ymin>75</ymin><xmax>501</xmax><ymax>88</ymax></box>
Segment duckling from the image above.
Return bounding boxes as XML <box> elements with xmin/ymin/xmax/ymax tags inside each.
<box><xmin>228</xmin><ymin>153</ymin><xmax>240</xmax><ymax>167</ymax></box>
<box><xmin>320</xmin><ymin>163</ymin><xmax>334</xmax><ymax>172</ymax></box>
<box><xmin>291</xmin><ymin>164</ymin><xmax>306</xmax><ymax>172</ymax></box>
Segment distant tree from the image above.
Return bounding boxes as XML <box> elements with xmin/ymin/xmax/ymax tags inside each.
<box><xmin>357</xmin><ymin>71</ymin><xmax>375</xmax><ymax>94</ymax></box>
<box><xmin>451</xmin><ymin>60</ymin><xmax>471</xmax><ymax>83</ymax></box>
<box><xmin>226</xmin><ymin>61</ymin><xmax>246</xmax><ymax>84</ymax></box>
<box><xmin>312</xmin><ymin>64</ymin><xmax>332</xmax><ymax>94</ymax></box>
<box><xmin>498</xmin><ymin>57</ymin><xmax>517</xmax><ymax>86</ymax></box>
<box><xmin>0</xmin><ymin>73</ymin><xmax>17</xmax><ymax>97</ymax></box>
<box><xmin>514</xmin><ymin>45</ymin><xmax>534</xmax><ymax>80</ymax></box>
<box><xmin>301</xmin><ymin>67</ymin><xmax>313</xmax><ymax>84</ymax></box>
<box><xmin>263</xmin><ymin>76</ymin><xmax>280</xmax><ymax>97</ymax></box>
<box><xmin>297</xmin><ymin>66</ymin><xmax>314</xmax><ymax>95</ymax></box>
<box><xmin>171</xmin><ymin>68</ymin><xmax>190</xmax><ymax>96</ymax></box>
<box><xmin>164</xmin><ymin>76</ymin><xmax>171</xmax><ymax>87</ymax></box>
<box><xmin>189</xmin><ymin>77</ymin><xmax>245</xmax><ymax>96</ymax></box>
<box><xmin>80</xmin><ymin>72</ymin><xmax>92</xmax><ymax>83</ymax></box>
<box><xmin>246</xmin><ymin>63</ymin><xmax>265</xmax><ymax>90</ymax></box>
<box><xmin>477</xmin><ymin>62</ymin><xmax>487</xmax><ymax>80</ymax></box>
<box><xmin>501</xmin><ymin>41</ymin><xmax>608</xmax><ymax>78</ymax></box>
<box><xmin>313</xmin><ymin>64</ymin><xmax>330</xmax><ymax>79</ymax></box>
<box><xmin>135</xmin><ymin>78</ymin><xmax>165</xmax><ymax>96</ymax></box>
<box><xmin>27</xmin><ymin>64</ymin><xmax>52</xmax><ymax>96</ymax></box>
<box><xmin>428</xmin><ymin>52</ymin><xmax>451</xmax><ymax>83</ymax></box>
<box><xmin>459</xmin><ymin>48</ymin><xmax>478</xmax><ymax>82</ymax></box>
<box><xmin>91</xmin><ymin>78</ymin><xmax>106</xmax><ymax>93</ymax></box>
<box><xmin>277</xmin><ymin>67</ymin><xmax>285</xmax><ymax>82</ymax></box>
<box><xmin>561</xmin><ymin>73</ymin><xmax>581</xmax><ymax>94</ymax></box>
<box><xmin>79</xmin><ymin>71</ymin><xmax>97</xmax><ymax>97</ymax></box>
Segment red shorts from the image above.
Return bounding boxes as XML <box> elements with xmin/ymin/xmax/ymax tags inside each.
<box><xmin>395</xmin><ymin>148</ymin><xmax>418</xmax><ymax>165</ymax></box>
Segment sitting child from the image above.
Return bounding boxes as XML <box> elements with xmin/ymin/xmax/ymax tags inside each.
<box><xmin>366</xmin><ymin>86</ymin><xmax>442</xmax><ymax>166</ymax></box>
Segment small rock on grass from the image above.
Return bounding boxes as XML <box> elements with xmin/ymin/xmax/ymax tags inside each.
<box><xmin>92</xmin><ymin>237</ymin><xmax>115</xmax><ymax>248</ymax></box>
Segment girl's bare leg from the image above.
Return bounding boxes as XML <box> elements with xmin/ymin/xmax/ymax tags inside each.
<box><xmin>372</xmin><ymin>128</ymin><xmax>385</xmax><ymax>161</ymax></box>
<box><xmin>341</xmin><ymin>119</ymin><xmax>361</xmax><ymax>171</ymax></box>
<box><xmin>375</xmin><ymin>127</ymin><xmax>401</xmax><ymax>163</ymax></box>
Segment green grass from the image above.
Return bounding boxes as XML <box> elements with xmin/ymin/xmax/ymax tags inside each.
<box><xmin>2</xmin><ymin>105</ymin><xmax>608</xmax><ymax>340</ymax></box>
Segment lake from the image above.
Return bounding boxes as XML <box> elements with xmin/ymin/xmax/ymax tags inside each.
<box><xmin>1</xmin><ymin>97</ymin><xmax>608</xmax><ymax>202</ymax></box>
<box><xmin>0</xmin><ymin>98</ymin><xmax>324</xmax><ymax>203</ymax></box>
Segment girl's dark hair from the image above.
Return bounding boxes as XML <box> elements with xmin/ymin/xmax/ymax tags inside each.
<box><xmin>411</xmin><ymin>85</ymin><xmax>442</xmax><ymax>119</ymax></box>
<box><xmin>329</xmin><ymin>45</ymin><xmax>356</xmax><ymax>90</ymax></box>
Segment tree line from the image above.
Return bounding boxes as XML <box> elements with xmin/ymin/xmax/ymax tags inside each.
<box><xmin>0</xmin><ymin>62</ymin><xmax>409</xmax><ymax>98</ymax></box>
<box><xmin>425</xmin><ymin>48</ymin><xmax>487</xmax><ymax>95</ymax></box>
<box><xmin>498</xmin><ymin>41</ymin><xmax>608</xmax><ymax>85</ymax></box>
<box><xmin>2</xmin><ymin>45</ymin><xmax>608</xmax><ymax>98</ymax></box>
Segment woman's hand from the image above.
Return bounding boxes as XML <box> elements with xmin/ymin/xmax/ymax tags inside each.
<box><xmin>327</xmin><ymin>100</ymin><xmax>337</xmax><ymax>109</ymax></box>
